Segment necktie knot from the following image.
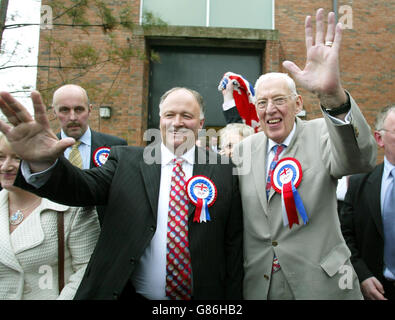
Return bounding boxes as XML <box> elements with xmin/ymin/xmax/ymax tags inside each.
<box><xmin>69</xmin><ymin>141</ymin><xmax>83</xmax><ymax>169</ymax></box>
<box><xmin>72</xmin><ymin>140</ymin><xmax>82</xmax><ymax>149</ymax></box>
<box><xmin>272</xmin><ymin>144</ymin><xmax>285</xmax><ymax>156</ymax></box>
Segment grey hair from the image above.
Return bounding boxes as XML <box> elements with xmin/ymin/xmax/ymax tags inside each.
<box><xmin>158</xmin><ymin>87</ymin><xmax>205</xmax><ymax>120</ymax></box>
<box><xmin>375</xmin><ymin>104</ymin><xmax>395</xmax><ymax>131</ymax></box>
<box><xmin>254</xmin><ymin>72</ymin><xmax>298</xmax><ymax>97</ymax></box>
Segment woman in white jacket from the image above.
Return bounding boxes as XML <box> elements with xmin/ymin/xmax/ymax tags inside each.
<box><xmin>0</xmin><ymin>133</ymin><xmax>100</xmax><ymax>299</ymax></box>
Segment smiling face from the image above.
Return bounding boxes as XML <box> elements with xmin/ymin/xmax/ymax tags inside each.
<box><xmin>0</xmin><ymin>137</ymin><xmax>21</xmax><ymax>191</ymax></box>
<box><xmin>53</xmin><ymin>85</ymin><xmax>92</xmax><ymax>140</ymax></box>
<box><xmin>159</xmin><ymin>88</ymin><xmax>205</xmax><ymax>155</ymax></box>
<box><xmin>255</xmin><ymin>77</ymin><xmax>303</xmax><ymax>144</ymax></box>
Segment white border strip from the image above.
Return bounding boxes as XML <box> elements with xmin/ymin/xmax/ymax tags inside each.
<box><xmin>206</xmin><ymin>0</ymin><xmax>210</xmax><ymax>27</ymax></box>
<box><xmin>272</xmin><ymin>0</ymin><xmax>275</xmax><ymax>29</ymax></box>
<box><xmin>139</xmin><ymin>0</ymin><xmax>144</xmax><ymax>25</ymax></box>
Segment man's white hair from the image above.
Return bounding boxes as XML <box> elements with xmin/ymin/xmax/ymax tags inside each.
<box><xmin>254</xmin><ymin>73</ymin><xmax>298</xmax><ymax>97</ymax></box>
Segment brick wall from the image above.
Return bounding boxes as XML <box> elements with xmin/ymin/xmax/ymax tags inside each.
<box><xmin>38</xmin><ymin>0</ymin><xmax>146</xmax><ymax>146</ymax></box>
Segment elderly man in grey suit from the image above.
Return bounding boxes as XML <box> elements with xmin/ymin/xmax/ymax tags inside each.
<box><xmin>232</xmin><ymin>8</ymin><xmax>377</xmax><ymax>299</ymax></box>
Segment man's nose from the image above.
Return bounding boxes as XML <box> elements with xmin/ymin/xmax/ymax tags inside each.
<box><xmin>69</xmin><ymin>110</ymin><xmax>77</xmax><ymax>120</ymax></box>
<box><xmin>265</xmin><ymin>100</ymin><xmax>277</xmax><ymax>113</ymax></box>
<box><xmin>173</xmin><ymin>114</ymin><xmax>183</xmax><ymax>126</ymax></box>
<box><xmin>1</xmin><ymin>157</ymin><xmax>13</xmax><ymax>171</ymax></box>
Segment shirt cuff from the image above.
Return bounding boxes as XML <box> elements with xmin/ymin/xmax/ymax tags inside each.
<box><xmin>21</xmin><ymin>159</ymin><xmax>58</xmax><ymax>188</ymax></box>
<box><xmin>326</xmin><ymin>110</ymin><xmax>352</xmax><ymax>124</ymax></box>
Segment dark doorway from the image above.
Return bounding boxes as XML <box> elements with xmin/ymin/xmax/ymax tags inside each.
<box><xmin>148</xmin><ymin>46</ymin><xmax>262</xmax><ymax>129</ymax></box>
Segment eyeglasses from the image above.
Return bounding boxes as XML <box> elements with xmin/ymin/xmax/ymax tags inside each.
<box><xmin>256</xmin><ymin>95</ymin><xmax>294</xmax><ymax>111</ymax></box>
<box><xmin>379</xmin><ymin>128</ymin><xmax>395</xmax><ymax>134</ymax></box>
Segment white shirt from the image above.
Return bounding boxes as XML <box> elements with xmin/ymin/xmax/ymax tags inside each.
<box><xmin>381</xmin><ymin>156</ymin><xmax>395</xmax><ymax>280</ymax></box>
<box><xmin>61</xmin><ymin>127</ymin><xmax>92</xmax><ymax>169</ymax></box>
<box><xmin>131</xmin><ymin>144</ymin><xmax>195</xmax><ymax>299</ymax></box>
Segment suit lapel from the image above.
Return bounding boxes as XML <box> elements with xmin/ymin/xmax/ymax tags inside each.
<box><xmin>366</xmin><ymin>164</ymin><xmax>384</xmax><ymax>238</ymax></box>
<box><xmin>140</xmin><ymin>155</ymin><xmax>161</xmax><ymax>223</ymax></box>
<box><xmin>251</xmin><ymin>135</ymin><xmax>269</xmax><ymax>214</ymax></box>
<box><xmin>90</xmin><ymin>130</ymin><xmax>105</xmax><ymax>168</ymax></box>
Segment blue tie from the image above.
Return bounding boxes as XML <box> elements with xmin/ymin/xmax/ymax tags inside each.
<box><xmin>383</xmin><ymin>168</ymin><xmax>395</xmax><ymax>275</ymax></box>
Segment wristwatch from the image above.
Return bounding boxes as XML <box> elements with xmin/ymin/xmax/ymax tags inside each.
<box><xmin>323</xmin><ymin>94</ymin><xmax>351</xmax><ymax>116</ymax></box>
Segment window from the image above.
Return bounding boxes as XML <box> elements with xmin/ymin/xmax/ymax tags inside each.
<box><xmin>141</xmin><ymin>0</ymin><xmax>274</xmax><ymax>29</ymax></box>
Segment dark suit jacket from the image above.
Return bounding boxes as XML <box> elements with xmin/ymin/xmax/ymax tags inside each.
<box><xmin>340</xmin><ymin>163</ymin><xmax>395</xmax><ymax>298</ymax></box>
<box><xmin>15</xmin><ymin>146</ymin><xmax>243</xmax><ymax>300</ymax></box>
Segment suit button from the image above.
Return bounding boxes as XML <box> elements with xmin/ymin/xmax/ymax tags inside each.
<box><xmin>272</xmin><ymin>241</ymin><xmax>278</xmax><ymax>247</ymax></box>
<box><xmin>264</xmin><ymin>274</ymin><xmax>270</xmax><ymax>280</ymax></box>
<box><xmin>150</xmin><ymin>226</ymin><xmax>156</xmax><ymax>232</ymax></box>
<box><xmin>130</xmin><ymin>257</ymin><xmax>135</xmax><ymax>264</ymax></box>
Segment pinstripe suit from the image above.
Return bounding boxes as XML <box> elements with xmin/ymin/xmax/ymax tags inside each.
<box><xmin>14</xmin><ymin>145</ymin><xmax>243</xmax><ymax>300</ymax></box>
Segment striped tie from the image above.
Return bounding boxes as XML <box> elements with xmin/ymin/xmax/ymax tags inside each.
<box><xmin>165</xmin><ymin>159</ymin><xmax>192</xmax><ymax>300</ymax></box>
<box><xmin>266</xmin><ymin>144</ymin><xmax>285</xmax><ymax>199</ymax></box>
<box><xmin>69</xmin><ymin>141</ymin><xmax>83</xmax><ymax>169</ymax></box>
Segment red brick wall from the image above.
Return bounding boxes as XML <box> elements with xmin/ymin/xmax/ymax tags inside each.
<box><xmin>37</xmin><ymin>0</ymin><xmax>146</xmax><ymax>146</ymax></box>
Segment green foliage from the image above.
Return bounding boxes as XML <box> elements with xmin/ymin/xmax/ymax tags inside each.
<box><xmin>142</xmin><ymin>10</ymin><xmax>168</xmax><ymax>26</ymax></box>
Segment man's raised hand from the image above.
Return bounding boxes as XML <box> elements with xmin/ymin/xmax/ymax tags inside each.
<box><xmin>0</xmin><ymin>91</ymin><xmax>75</xmax><ymax>172</ymax></box>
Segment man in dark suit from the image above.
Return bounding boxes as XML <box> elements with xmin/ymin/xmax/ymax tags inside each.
<box><xmin>52</xmin><ymin>84</ymin><xmax>127</xmax><ymax>169</ymax></box>
<box><xmin>52</xmin><ymin>84</ymin><xmax>127</xmax><ymax>225</ymax></box>
<box><xmin>341</xmin><ymin>104</ymin><xmax>395</xmax><ymax>300</ymax></box>
<box><xmin>0</xmin><ymin>87</ymin><xmax>243</xmax><ymax>300</ymax></box>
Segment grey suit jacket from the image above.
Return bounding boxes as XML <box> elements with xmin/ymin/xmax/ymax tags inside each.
<box><xmin>233</xmin><ymin>94</ymin><xmax>376</xmax><ymax>299</ymax></box>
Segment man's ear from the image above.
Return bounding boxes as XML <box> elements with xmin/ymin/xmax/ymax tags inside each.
<box><xmin>199</xmin><ymin>118</ymin><xmax>205</xmax><ymax>129</ymax></box>
<box><xmin>374</xmin><ymin>131</ymin><xmax>384</xmax><ymax>148</ymax></box>
<box><xmin>88</xmin><ymin>104</ymin><xmax>93</xmax><ymax>114</ymax></box>
<box><xmin>52</xmin><ymin>106</ymin><xmax>58</xmax><ymax>118</ymax></box>
<box><xmin>294</xmin><ymin>95</ymin><xmax>303</xmax><ymax>115</ymax></box>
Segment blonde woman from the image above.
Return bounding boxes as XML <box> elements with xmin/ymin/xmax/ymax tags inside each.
<box><xmin>0</xmin><ymin>133</ymin><xmax>100</xmax><ymax>299</ymax></box>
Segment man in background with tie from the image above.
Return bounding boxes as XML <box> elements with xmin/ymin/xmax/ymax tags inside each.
<box><xmin>52</xmin><ymin>84</ymin><xmax>127</xmax><ymax>225</ymax></box>
<box><xmin>341</xmin><ymin>105</ymin><xmax>395</xmax><ymax>300</ymax></box>
<box><xmin>232</xmin><ymin>8</ymin><xmax>377</xmax><ymax>299</ymax></box>
<box><xmin>0</xmin><ymin>86</ymin><xmax>243</xmax><ymax>300</ymax></box>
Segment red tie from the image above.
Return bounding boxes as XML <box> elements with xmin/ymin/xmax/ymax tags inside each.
<box><xmin>165</xmin><ymin>159</ymin><xmax>192</xmax><ymax>300</ymax></box>
<box><xmin>266</xmin><ymin>144</ymin><xmax>285</xmax><ymax>199</ymax></box>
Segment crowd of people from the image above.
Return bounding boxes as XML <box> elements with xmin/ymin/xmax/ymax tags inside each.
<box><xmin>0</xmin><ymin>8</ymin><xmax>393</xmax><ymax>300</ymax></box>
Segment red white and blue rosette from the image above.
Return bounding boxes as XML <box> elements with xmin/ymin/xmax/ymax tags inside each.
<box><xmin>271</xmin><ymin>157</ymin><xmax>308</xmax><ymax>229</ymax></box>
<box><xmin>186</xmin><ymin>175</ymin><xmax>217</xmax><ymax>223</ymax></box>
<box><xmin>92</xmin><ymin>146</ymin><xmax>111</xmax><ymax>167</ymax></box>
